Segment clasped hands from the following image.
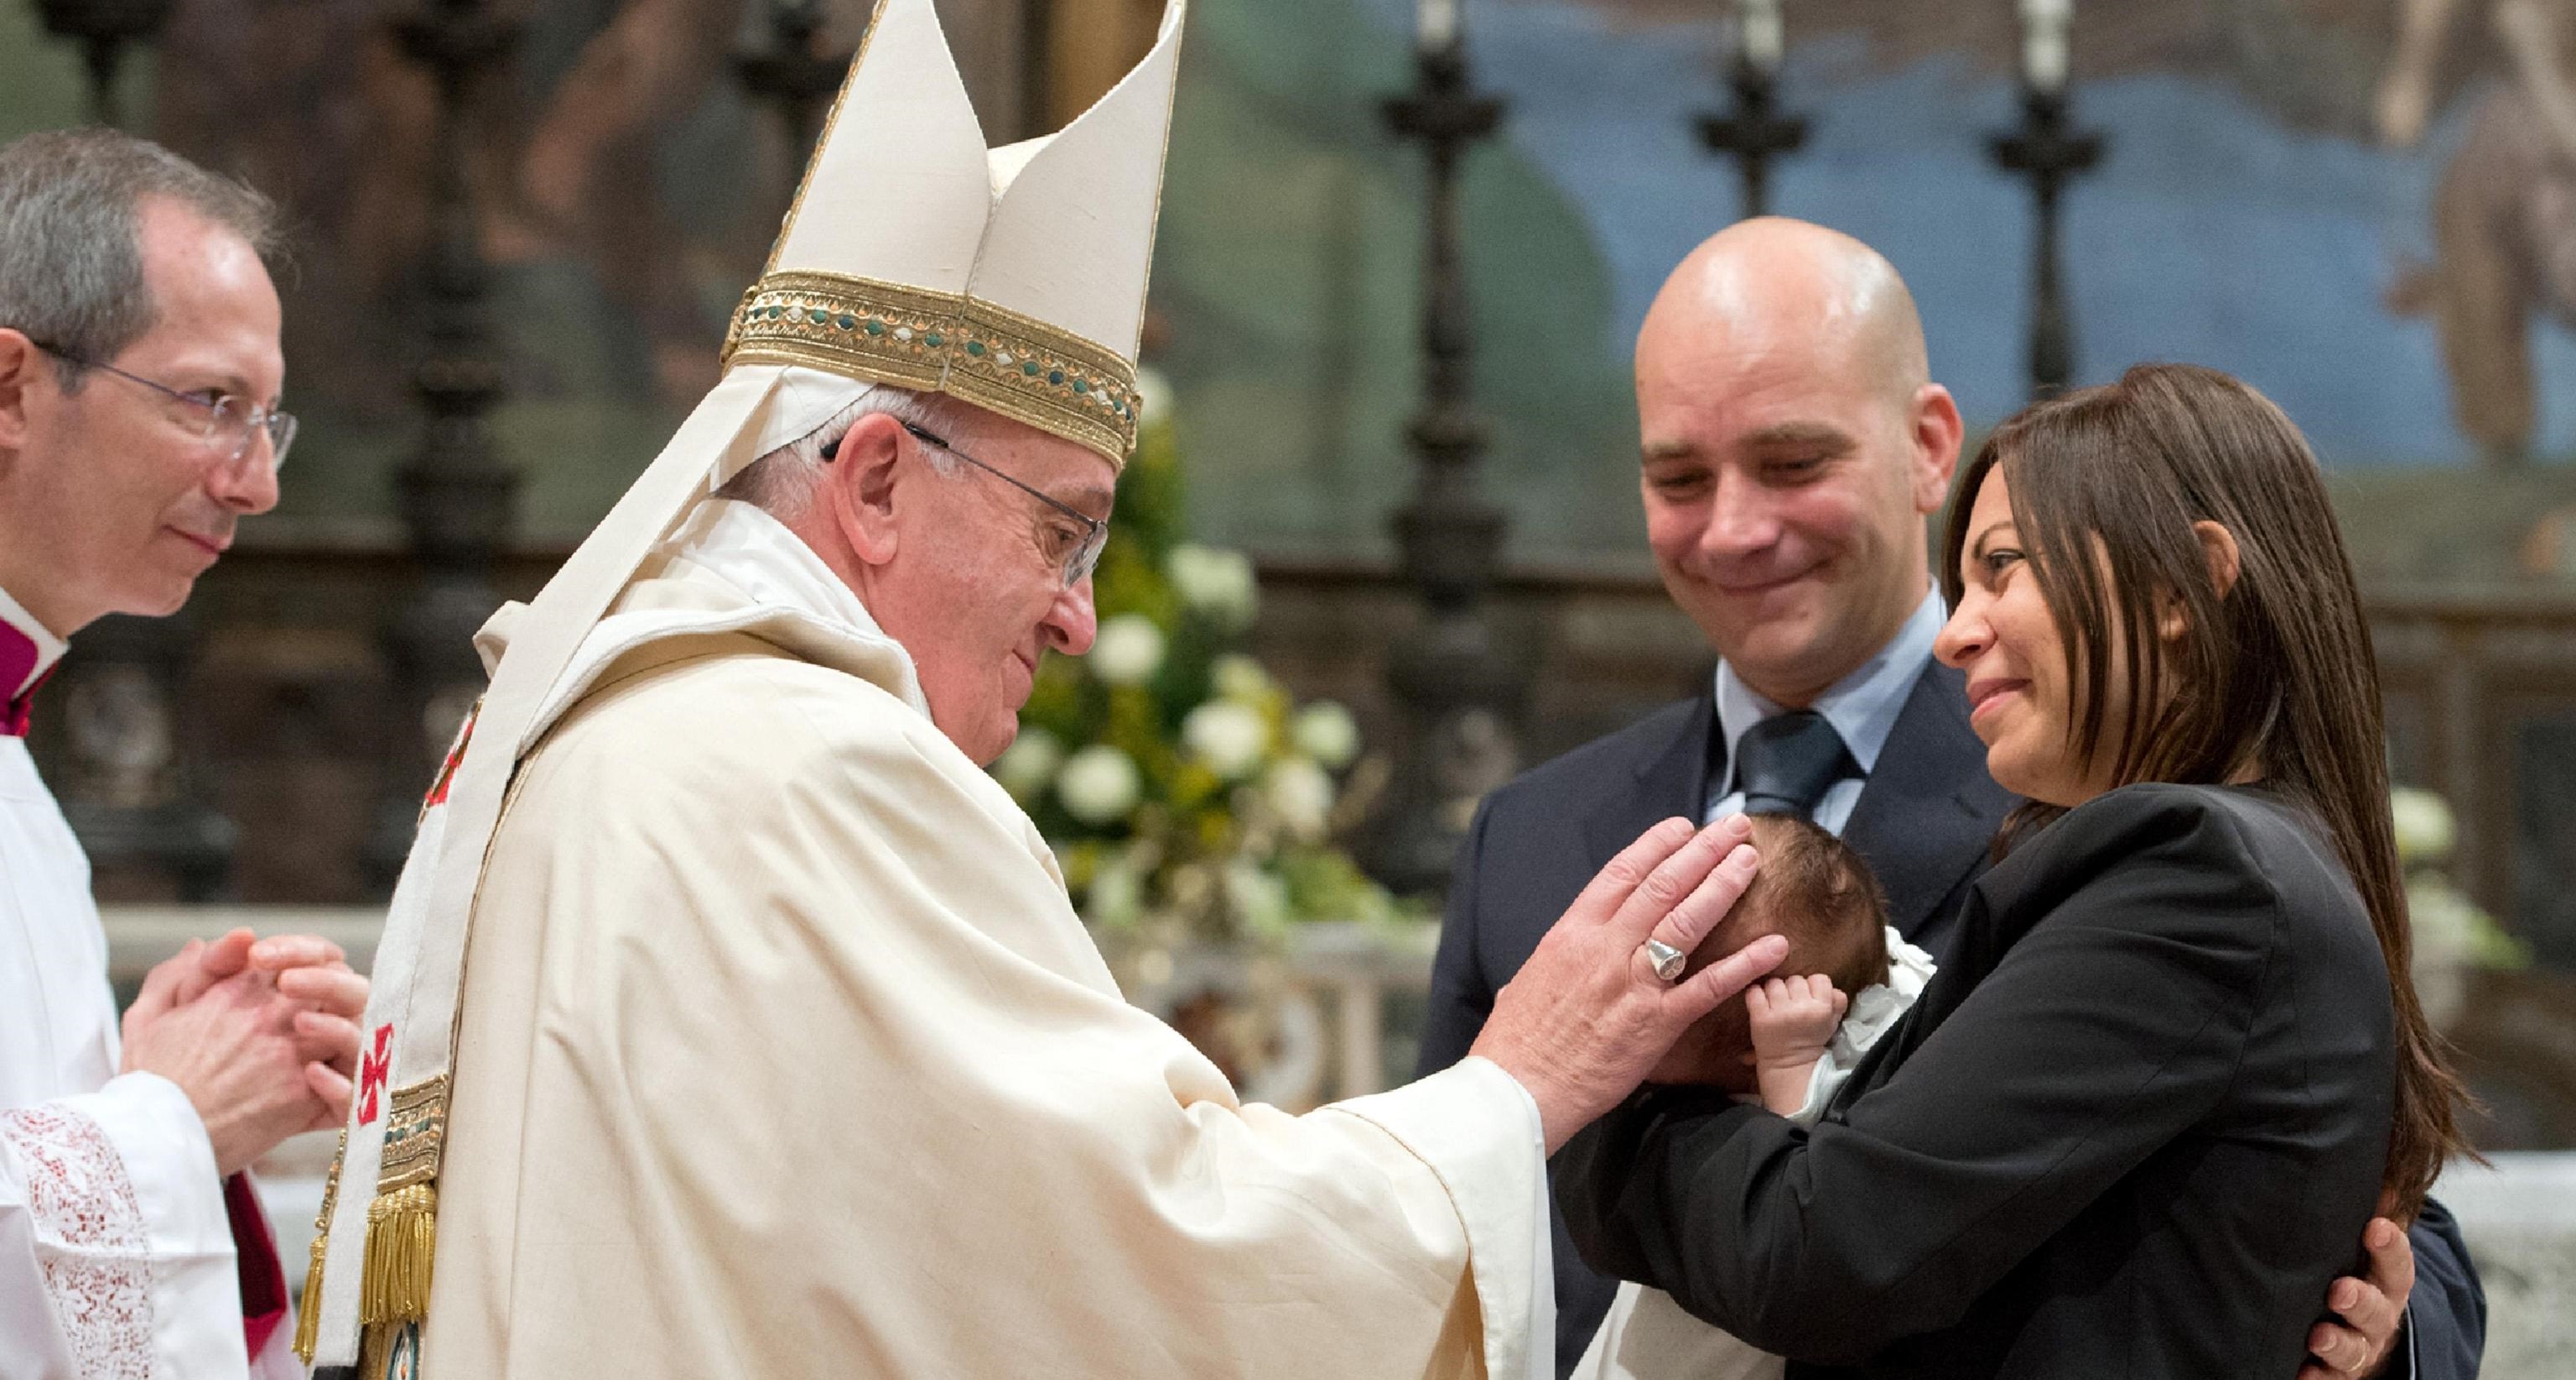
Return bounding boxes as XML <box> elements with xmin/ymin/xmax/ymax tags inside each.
<box><xmin>118</xmin><ymin>928</ymin><xmax>370</xmax><ymax>1178</ymax></box>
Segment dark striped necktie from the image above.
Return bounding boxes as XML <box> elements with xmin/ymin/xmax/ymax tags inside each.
<box><xmin>1733</xmin><ymin>710</ymin><xmax>1855</xmax><ymax>817</ymax></box>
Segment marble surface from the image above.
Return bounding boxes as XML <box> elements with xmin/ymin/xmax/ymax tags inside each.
<box><xmin>2430</xmin><ymin>1154</ymin><xmax>2576</xmax><ymax>1377</ymax></box>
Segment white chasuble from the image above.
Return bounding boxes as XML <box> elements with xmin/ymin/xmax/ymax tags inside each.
<box><xmin>418</xmin><ymin>500</ymin><xmax>1550</xmax><ymax>1380</ymax></box>
<box><xmin>0</xmin><ymin>588</ymin><xmax>301</xmax><ymax>1380</ymax></box>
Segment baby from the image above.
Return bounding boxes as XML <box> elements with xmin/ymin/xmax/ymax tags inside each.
<box><xmin>1646</xmin><ymin>814</ymin><xmax>1896</xmax><ymax>1109</ymax></box>
<box><xmin>1575</xmin><ymin>814</ymin><xmax>1940</xmax><ymax>1380</ymax></box>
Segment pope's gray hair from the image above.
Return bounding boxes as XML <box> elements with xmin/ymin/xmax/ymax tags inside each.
<box><xmin>0</xmin><ymin>128</ymin><xmax>281</xmax><ymax>393</ymax></box>
<box><xmin>714</xmin><ymin>383</ymin><xmax>975</xmax><ymax>523</ymax></box>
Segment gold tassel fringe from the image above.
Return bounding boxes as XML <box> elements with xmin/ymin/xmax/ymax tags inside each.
<box><xmin>361</xmin><ymin>1182</ymin><xmax>439</xmax><ymax>1325</ymax></box>
<box><xmin>293</xmin><ymin>1129</ymin><xmax>348</xmax><ymax>1365</ymax></box>
<box><xmin>292</xmin><ymin>1232</ymin><xmax>327</xmax><ymax>1362</ymax></box>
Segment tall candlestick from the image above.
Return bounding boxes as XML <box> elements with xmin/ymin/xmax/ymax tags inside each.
<box><xmin>1418</xmin><ymin>0</ymin><xmax>1459</xmax><ymax>54</ymax></box>
<box><xmin>735</xmin><ymin>0</ymin><xmax>854</xmax><ymax>163</ymax></box>
<box><xmin>2019</xmin><ymin>0</ymin><xmax>2070</xmax><ymax>94</ymax></box>
<box><xmin>1738</xmin><ymin>0</ymin><xmax>1783</xmax><ymax>72</ymax></box>
<box><xmin>1700</xmin><ymin>1</ymin><xmax>1808</xmax><ymax>220</ymax></box>
<box><xmin>1989</xmin><ymin>79</ymin><xmax>2105</xmax><ymax>400</ymax></box>
<box><xmin>1368</xmin><ymin>31</ymin><xmax>1521</xmax><ymax>898</ymax></box>
<box><xmin>366</xmin><ymin>0</ymin><xmax>526</xmax><ymax>894</ymax></box>
<box><xmin>32</xmin><ymin>0</ymin><xmax>176</xmax><ymax>128</ymax></box>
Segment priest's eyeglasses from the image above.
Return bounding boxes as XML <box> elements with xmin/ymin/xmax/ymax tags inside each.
<box><xmin>26</xmin><ymin>339</ymin><xmax>297</xmax><ymax>473</ymax></box>
<box><xmin>898</xmin><ymin>422</ymin><xmax>1108</xmax><ymax>588</ymax></box>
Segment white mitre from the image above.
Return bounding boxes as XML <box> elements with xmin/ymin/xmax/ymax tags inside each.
<box><xmin>724</xmin><ymin>0</ymin><xmax>1175</xmax><ymax>462</ymax></box>
<box><xmin>299</xmin><ymin>0</ymin><xmax>1187</xmax><ymax>1367</ymax></box>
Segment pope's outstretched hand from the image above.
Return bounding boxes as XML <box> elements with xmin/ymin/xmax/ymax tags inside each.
<box><xmin>1471</xmin><ymin>813</ymin><xmax>1786</xmax><ymax>1152</ymax></box>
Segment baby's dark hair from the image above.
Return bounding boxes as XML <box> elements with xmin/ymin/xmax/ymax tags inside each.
<box><xmin>1661</xmin><ymin>815</ymin><xmax>1893</xmax><ymax>1091</ymax></box>
<box><xmin>1717</xmin><ymin>814</ymin><xmax>1890</xmax><ymax>999</ymax></box>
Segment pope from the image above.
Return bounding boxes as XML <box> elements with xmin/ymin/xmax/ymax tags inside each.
<box><xmin>300</xmin><ymin>3</ymin><xmax>1789</xmax><ymax>1377</ymax></box>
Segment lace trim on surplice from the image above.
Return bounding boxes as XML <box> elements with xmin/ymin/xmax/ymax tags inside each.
<box><xmin>4</xmin><ymin>1103</ymin><xmax>154</xmax><ymax>1378</ymax></box>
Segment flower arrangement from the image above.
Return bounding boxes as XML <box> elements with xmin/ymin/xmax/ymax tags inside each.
<box><xmin>2392</xmin><ymin>787</ymin><xmax>2529</xmax><ymax>968</ymax></box>
<box><xmin>2391</xmin><ymin>786</ymin><xmax>2530</xmax><ymax>1030</ymax></box>
<box><xmin>993</xmin><ymin>371</ymin><xmax>1416</xmax><ymax>949</ymax></box>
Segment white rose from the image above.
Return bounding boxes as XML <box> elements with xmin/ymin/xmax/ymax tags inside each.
<box><xmin>1089</xmin><ymin>614</ymin><xmax>1166</xmax><ymax>686</ymax></box>
<box><xmin>1135</xmin><ymin>366</ymin><xmax>1175</xmax><ymax>425</ymax></box>
<box><xmin>1223</xmin><ymin>858</ymin><xmax>1292</xmax><ymax>935</ymax></box>
<box><xmin>1166</xmin><ymin>544</ymin><xmax>1214</xmax><ymax>599</ymax></box>
<box><xmin>1167</xmin><ymin>543</ymin><xmax>1259</xmax><ymax>630</ymax></box>
<box><xmin>1182</xmin><ymin>701</ymin><xmax>1270</xmax><ymax>781</ymax></box>
<box><xmin>1263</xmin><ymin>757</ymin><xmax>1336</xmax><ymax>839</ymax></box>
<box><xmin>992</xmin><ymin>726</ymin><xmax>1064</xmax><ymax>803</ymax></box>
<box><xmin>1057</xmin><ymin>744</ymin><xmax>1143</xmax><ymax>824</ymax></box>
<box><xmin>1291</xmin><ymin>702</ymin><xmax>1361</xmax><ymax>769</ymax></box>
<box><xmin>2407</xmin><ymin>873</ymin><xmax>2480</xmax><ymax>1029</ymax></box>
<box><xmin>1209</xmin><ymin>653</ymin><xmax>1273</xmax><ymax>705</ymax></box>
<box><xmin>2390</xmin><ymin>787</ymin><xmax>2455</xmax><ymax>867</ymax></box>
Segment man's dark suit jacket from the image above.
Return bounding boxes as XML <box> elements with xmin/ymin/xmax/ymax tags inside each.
<box><xmin>1416</xmin><ymin>661</ymin><xmax>2485</xmax><ymax>1379</ymax></box>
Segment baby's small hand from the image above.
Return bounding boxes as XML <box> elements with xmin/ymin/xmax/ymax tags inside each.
<box><xmin>1747</xmin><ymin>975</ymin><xmax>1847</xmax><ymax>1070</ymax></box>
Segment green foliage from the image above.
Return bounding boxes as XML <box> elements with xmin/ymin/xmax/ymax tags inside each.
<box><xmin>993</xmin><ymin>375</ymin><xmax>1418</xmax><ymax>945</ymax></box>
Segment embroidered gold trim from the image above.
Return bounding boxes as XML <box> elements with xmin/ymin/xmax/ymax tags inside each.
<box><xmin>377</xmin><ymin>1074</ymin><xmax>449</xmax><ymax>1192</ymax></box>
<box><xmin>720</xmin><ymin>270</ymin><xmax>1141</xmax><ymax>464</ymax></box>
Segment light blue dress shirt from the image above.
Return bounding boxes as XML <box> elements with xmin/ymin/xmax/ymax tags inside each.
<box><xmin>1705</xmin><ymin>589</ymin><xmax>1947</xmax><ymax>835</ymax></box>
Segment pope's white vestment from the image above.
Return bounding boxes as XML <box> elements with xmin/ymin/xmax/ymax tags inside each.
<box><xmin>0</xmin><ymin>587</ymin><xmax>300</xmax><ymax>1380</ymax></box>
<box><xmin>420</xmin><ymin>499</ymin><xmax>1552</xmax><ymax>1379</ymax></box>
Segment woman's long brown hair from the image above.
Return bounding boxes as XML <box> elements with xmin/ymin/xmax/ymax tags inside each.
<box><xmin>1938</xmin><ymin>362</ymin><xmax>2470</xmax><ymax>1220</ymax></box>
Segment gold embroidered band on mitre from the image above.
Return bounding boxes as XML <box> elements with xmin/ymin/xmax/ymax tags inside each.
<box><xmin>720</xmin><ymin>271</ymin><xmax>1142</xmax><ymax>465</ymax></box>
<box><xmin>297</xmin><ymin>1075</ymin><xmax>450</xmax><ymax>1363</ymax></box>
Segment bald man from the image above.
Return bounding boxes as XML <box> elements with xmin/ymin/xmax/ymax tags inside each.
<box><xmin>1418</xmin><ymin>219</ymin><xmax>2484</xmax><ymax>1380</ymax></box>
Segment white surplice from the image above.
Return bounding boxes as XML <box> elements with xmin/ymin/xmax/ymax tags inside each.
<box><xmin>0</xmin><ymin>586</ymin><xmax>299</xmax><ymax>1380</ymax></box>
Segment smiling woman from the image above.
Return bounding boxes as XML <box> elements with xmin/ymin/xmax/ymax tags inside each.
<box><xmin>1940</xmin><ymin>465</ymin><xmax>2114</xmax><ymax>809</ymax></box>
<box><xmin>1936</xmin><ymin>361</ymin><xmax>2473</xmax><ymax>1222</ymax></box>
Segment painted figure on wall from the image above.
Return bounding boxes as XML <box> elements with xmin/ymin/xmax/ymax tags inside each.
<box><xmin>147</xmin><ymin>0</ymin><xmax>814</xmax><ymax>413</ymax></box>
<box><xmin>2379</xmin><ymin>0</ymin><xmax>2576</xmax><ymax>466</ymax></box>
<box><xmin>18</xmin><ymin>0</ymin><xmax>2569</xmax><ymax>551</ymax></box>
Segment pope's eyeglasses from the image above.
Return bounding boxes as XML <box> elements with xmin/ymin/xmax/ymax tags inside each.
<box><xmin>893</xmin><ymin>421</ymin><xmax>1108</xmax><ymax>589</ymax></box>
<box><xmin>23</xmin><ymin>337</ymin><xmax>296</xmax><ymax>474</ymax></box>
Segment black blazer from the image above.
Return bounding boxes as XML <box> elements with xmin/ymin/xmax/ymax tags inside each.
<box><xmin>1418</xmin><ymin>662</ymin><xmax>2485</xmax><ymax>1378</ymax></box>
<box><xmin>1418</xmin><ymin>661</ymin><xmax>2012</xmax><ymax>1371</ymax></box>
<box><xmin>1553</xmin><ymin>785</ymin><xmax>2396</xmax><ymax>1377</ymax></box>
